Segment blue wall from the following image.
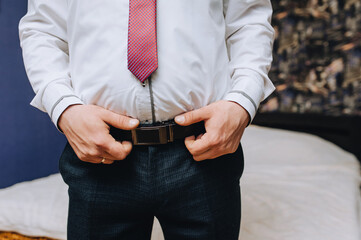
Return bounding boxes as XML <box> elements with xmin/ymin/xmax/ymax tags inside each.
<box><xmin>0</xmin><ymin>0</ymin><xmax>66</xmax><ymax>188</ymax></box>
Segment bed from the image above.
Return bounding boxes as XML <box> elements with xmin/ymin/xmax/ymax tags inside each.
<box><xmin>0</xmin><ymin>125</ymin><xmax>360</xmax><ymax>240</ymax></box>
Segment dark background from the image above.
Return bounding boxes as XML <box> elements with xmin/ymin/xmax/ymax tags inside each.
<box><xmin>0</xmin><ymin>0</ymin><xmax>66</xmax><ymax>188</ymax></box>
<box><xmin>254</xmin><ymin>0</ymin><xmax>361</xmax><ymax>161</ymax></box>
<box><xmin>263</xmin><ymin>0</ymin><xmax>361</xmax><ymax>116</ymax></box>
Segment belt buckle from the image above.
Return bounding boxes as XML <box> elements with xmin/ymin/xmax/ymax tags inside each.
<box><xmin>131</xmin><ymin>125</ymin><xmax>169</xmax><ymax>145</ymax></box>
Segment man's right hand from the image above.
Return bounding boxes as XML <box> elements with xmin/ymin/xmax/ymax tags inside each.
<box><xmin>58</xmin><ymin>104</ymin><xmax>139</xmax><ymax>164</ymax></box>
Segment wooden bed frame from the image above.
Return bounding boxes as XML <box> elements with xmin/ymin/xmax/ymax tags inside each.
<box><xmin>252</xmin><ymin>112</ymin><xmax>361</xmax><ymax>162</ymax></box>
<box><xmin>0</xmin><ymin>231</ymin><xmax>54</xmax><ymax>240</ymax></box>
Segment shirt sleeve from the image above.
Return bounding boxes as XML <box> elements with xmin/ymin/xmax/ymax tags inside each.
<box><xmin>222</xmin><ymin>0</ymin><xmax>276</xmax><ymax>123</ymax></box>
<box><xmin>19</xmin><ymin>0</ymin><xmax>84</xmax><ymax>130</ymax></box>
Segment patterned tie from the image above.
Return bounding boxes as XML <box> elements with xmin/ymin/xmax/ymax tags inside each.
<box><xmin>128</xmin><ymin>0</ymin><xmax>158</xmax><ymax>82</ymax></box>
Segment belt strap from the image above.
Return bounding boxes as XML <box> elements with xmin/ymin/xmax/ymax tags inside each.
<box><xmin>109</xmin><ymin>121</ymin><xmax>205</xmax><ymax>145</ymax></box>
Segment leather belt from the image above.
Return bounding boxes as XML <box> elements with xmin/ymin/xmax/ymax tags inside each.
<box><xmin>109</xmin><ymin>120</ymin><xmax>206</xmax><ymax>145</ymax></box>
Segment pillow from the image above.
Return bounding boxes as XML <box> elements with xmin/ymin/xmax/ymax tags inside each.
<box><xmin>0</xmin><ymin>174</ymin><xmax>68</xmax><ymax>239</ymax></box>
<box><xmin>0</xmin><ymin>126</ymin><xmax>360</xmax><ymax>240</ymax></box>
<box><xmin>239</xmin><ymin>126</ymin><xmax>361</xmax><ymax>240</ymax></box>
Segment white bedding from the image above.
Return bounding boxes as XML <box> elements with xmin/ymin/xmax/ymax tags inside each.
<box><xmin>239</xmin><ymin>126</ymin><xmax>361</xmax><ymax>240</ymax></box>
<box><xmin>0</xmin><ymin>126</ymin><xmax>360</xmax><ymax>240</ymax></box>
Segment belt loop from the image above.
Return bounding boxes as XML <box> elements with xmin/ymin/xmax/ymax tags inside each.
<box><xmin>158</xmin><ymin>126</ymin><xmax>168</xmax><ymax>144</ymax></box>
<box><xmin>168</xmin><ymin>124</ymin><xmax>174</xmax><ymax>142</ymax></box>
<box><xmin>131</xmin><ymin>129</ymin><xmax>139</xmax><ymax>145</ymax></box>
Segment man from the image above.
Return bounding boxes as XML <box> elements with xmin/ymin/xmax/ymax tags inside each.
<box><xmin>19</xmin><ymin>0</ymin><xmax>275</xmax><ymax>239</ymax></box>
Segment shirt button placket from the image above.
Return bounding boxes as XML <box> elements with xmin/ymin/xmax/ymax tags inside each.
<box><xmin>136</xmin><ymin>79</ymin><xmax>154</xmax><ymax>124</ymax></box>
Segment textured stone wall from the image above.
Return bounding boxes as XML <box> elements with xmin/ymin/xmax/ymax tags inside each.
<box><xmin>261</xmin><ymin>0</ymin><xmax>361</xmax><ymax>116</ymax></box>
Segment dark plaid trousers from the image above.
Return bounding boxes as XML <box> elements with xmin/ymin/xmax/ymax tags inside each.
<box><xmin>59</xmin><ymin>140</ymin><xmax>244</xmax><ymax>240</ymax></box>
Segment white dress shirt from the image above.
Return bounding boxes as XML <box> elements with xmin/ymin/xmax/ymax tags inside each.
<box><xmin>19</xmin><ymin>0</ymin><xmax>275</xmax><ymax>129</ymax></box>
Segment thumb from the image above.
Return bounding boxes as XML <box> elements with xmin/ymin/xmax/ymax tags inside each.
<box><xmin>101</xmin><ymin>109</ymin><xmax>139</xmax><ymax>130</ymax></box>
<box><xmin>175</xmin><ymin>107</ymin><xmax>209</xmax><ymax>126</ymax></box>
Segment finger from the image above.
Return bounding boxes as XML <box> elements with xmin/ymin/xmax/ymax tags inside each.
<box><xmin>83</xmin><ymin>150</ymin><xmax>120</xmax><ymax>163</ymax></box>
<box><xmin>67</xmin><ymin>141</ymin><xmax>100</xmax><ymax>163</ymax></box>
<box><xmin>184</xmin><ymin>133</ymin><xmax>211</xmax><ymax>156</ymax></box>
<box><xmin>99</xmin><ymin>157</ymin><xmax>114</xmax><ymax>165</ymax></box>
<box><xmin>102</xmin><ymin>160</ymin><xmax>114</xmax><ymax>165</ymax></box>
<box><xmin>192</xmin><ymin>149</ymin><xmax>222</xmax><ymax>161</ymax></box>
<box><xmin>76</xmin><ymin>144</ymin><xmax>126</xmax><ymax>163</ymax></box>
<box><xmin>97</xmin><ymin>152</ymin><xmax>120</xmax><ymax>163</ymax></box>
<box><xmin>91</xmin><ymin>130</ymin><xmax>132</xmax><ymax>161</ymax></box>
<box><xmin>104</xmin><ymin>139</ymin><xmax>133</xmax><ymax>160</ymax></box>
<box><xmin>185</xmin><ymin>133</ymin><xmax>204</xmax><ymax>142</ymax></box>
<box><xmin>175</xmin><ymin>107</ymin><xmax>210</xmax><ymax>126</ymax></box>
<box><xmin>196</xmin><ymin>133</ymin><xmax>204</xmax><ymax>140</ymax></box>
<box><xmin>101</xmin><ymin>109</ymin><xmax>139</xmax><ymax>130</ymax></box>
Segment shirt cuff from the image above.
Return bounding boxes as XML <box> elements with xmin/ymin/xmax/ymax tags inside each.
<box><xmin>38</xmin><ymin>79</ymin><xmax>84</xmax><ymax>132</ymax></box>
<box><xmin>223</xmin><ymin>70</ymin><xmax>275</xmax><ymax>124</ymax></box>
<box><xmin>224</xmin><ymin>91</ymin><xmax>257</xmax><ymax>126</ymax></box>
<box><xmin>51</xmin><ymin>96</ymin><xmax>84</xmax><ymax>132</ymax></box>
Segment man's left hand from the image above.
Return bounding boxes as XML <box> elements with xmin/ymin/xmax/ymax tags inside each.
<box><xmin>175</xmin><ymin>100</ymin><xmax>250</xmax><ymax>161</ymax></box>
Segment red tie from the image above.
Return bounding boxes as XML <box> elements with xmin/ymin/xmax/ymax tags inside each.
<box><xmin>128</xmin><ymin>0</ymin><xmax>158</xmax><ymax>82</ymax></box>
